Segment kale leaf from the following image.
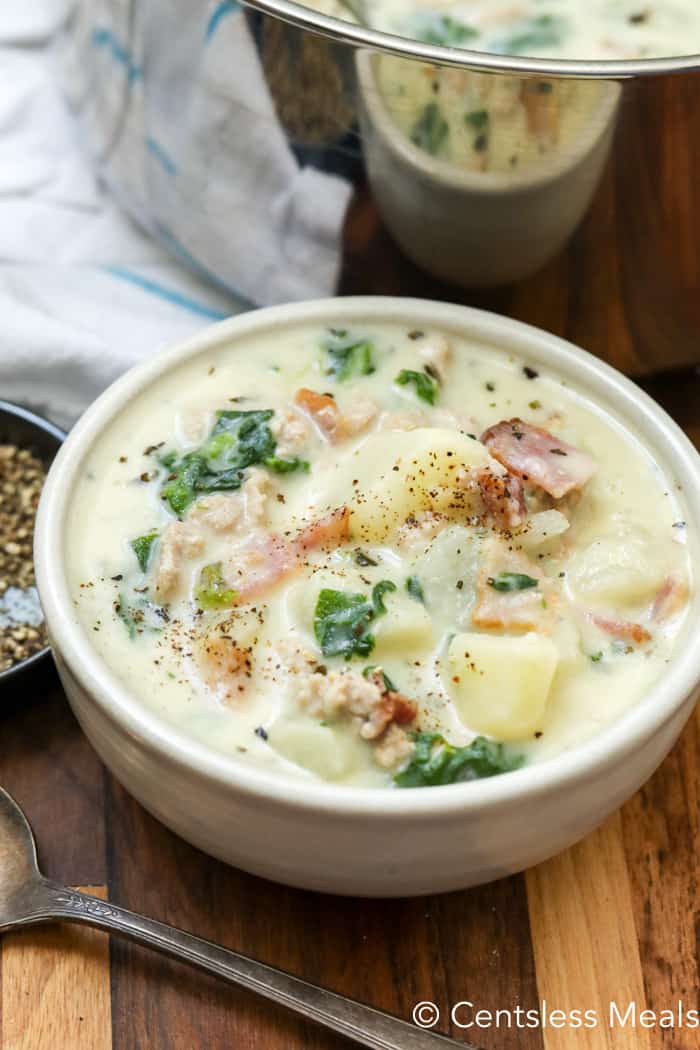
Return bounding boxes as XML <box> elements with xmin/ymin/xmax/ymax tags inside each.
<box><xmin>130</xmin><ymin>529</ymin><xmax>159</xmax><ymax>573</ymax></box>
<box><xmin>406</xmin><ymin>575</ymin><xmax>425</xmax><ymax>603</ymax></box>
<box><xmin>314</xmin><ymin>590</ymin><xmax>375</xmax><ymax>660</ymax></box>
<box><xmin>395</xmin><ymin>368</ymin><xmax>440</xmax><ymax>405</ymax></box>
<box><xmin>394</xmin><ymin>732</ymin><xmax>523</xmax><ymax>788</ymax></box>
<box><xmin>314</xmin><ymin>579</ymin><xmax>396</xmax><ymax>660</ymax></box>
<box><xmin>465</xmin><ymin>109</ymin><xmax>489</xmax><ymax>132</ymax></box>
<box><xmin>264</xmin><ymin>455</ymin><xmax>310</xmax><ymax>474</ymax></box>
<box><xmin>195</xmin><ymin>562</ymin><xmax>237</xmax><ymax>611</ymax></box>
<box><xmin>487</xmin><ymin>573</ymin><xmax>538</xmax><ymax>592</ymax></box>
<box><xmin>410</xmin><ymin>13</ymin><xmax>479</xmax><ymax>47</ymax></box>
<box><xmin>371</xmin><ymin>580</ymin><xmax>397</xmax><ymax>615</ymax></box>
<box><xmin>115</xmin><ymin>593</ymin><xmax>168</xmax><ymax>639</ymax></box>
<box><xmin>157</xmin><ymin>408</ymin><xmax>305</xmax><ymax>517</ymax></box>
<box><xmin>322</xmin><ymin>328</ymin><xmax>376</xmax><ymax>381</ymax></box>
<box><xmin>497</xmin><ymin>14</ymin><xmax>566</xmax><ymax>55</ymax></box>
<box><xmin>363</xmin><ymin>665</ymin><xmax>398</xmax><ymax>692</ymax></box>
<box><xmin>410</xmin><ymin>103</ymin><xmax>449</xmax><ymax>157</ymax></box>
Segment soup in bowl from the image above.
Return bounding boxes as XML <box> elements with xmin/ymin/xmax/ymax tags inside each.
<box><xmin>35</xmin><ymin>298</ymin><xmax>700</xmax><ymax>895</ymax></box>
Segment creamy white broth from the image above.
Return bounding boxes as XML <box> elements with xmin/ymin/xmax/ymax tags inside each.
<box><xmin>312</xmin><ymin>0</ymin><xmax>698</xmax><ymax>177</ymax></box>
<box><xmin>394</xmin><ymin>0</ymin><xmax>700</xmax><ymax>59</ymax></box>
<box><xmin>67</xmin><ymin>322</ymin><xmax>691</xmax><ymax>788</ymax></box>
<box><xmin>318</xmin><ymin>0</ymin><xmax>700</xmax><ymax>59</ymax></box>
<box><xmin>368</xmin><ymin>62</ymin><xmax>608</xmax><ymax>173</ymax></box>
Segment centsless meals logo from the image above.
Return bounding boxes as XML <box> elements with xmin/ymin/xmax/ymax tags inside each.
<box><xmin>412</xmin><ymin>1000</ymin><xmax>700</xmax><ymax>1031</ymax></box>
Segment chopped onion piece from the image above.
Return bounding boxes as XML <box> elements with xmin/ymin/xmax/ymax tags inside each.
<box><xmin>518</xmin><ymin>509</ymin><xmax>569</xmax><ymax>549</ymax></box>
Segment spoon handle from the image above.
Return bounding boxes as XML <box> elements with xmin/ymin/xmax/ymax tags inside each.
<box><xmin>37</xmin><ymin>881</ymin><xmax>477</xmax><ymax>1050</ymax></box>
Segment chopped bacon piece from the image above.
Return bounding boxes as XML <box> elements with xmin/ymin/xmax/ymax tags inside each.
<box><xmin>225</xmin><ymin>535</ymin><xmax>295</xmax><ymax>604</ymax></box>
<box><xmin>295</xmin><ymin>388</ymin><xmax>344</xmax><ymax>442</ymax></box>
<box><xmin>589</xmin><ymin>614</ymin><xmax>651</xmax><ymax>645</ymax></box>
<box><xmin>387</xmin><ymin>692</ymin><xmax>419</xmax><ymax>726</ymax></box>
<box><xmin>226</xmin><ymin>507</ymin><xmax>349</xmax><ymax>604</ymax></box>
<box><xmin>651</xmin><ymin>573</ymin><xmax>689</xmax><ymax>622</ymax></box>
<box><xmin>476</xmin><ymin>466</ymin><xmax>527</xmax><ymax>530</ymax></box>
<box><xmin>480</xmin><ymin>418</ymin><xmax>597</xmax><ymax>500</ymax></box>
<box><xmin>294</xmin><ymin>388</ymin><xmax>376</xmax><ymax>444</ymax></box>
<box><xmin>363</xmin><ymin>668</ymin><xmax>418</xmax><ymax>737</ymax></box>
<box><xmin>295</xmin><ymin>506</ymin><xmax>350</xmax><ymax>552</ymax></box>
<box><xmin>521</xmin><ymin>81</ymin><xmax>560</xmax><ymax>142</ymax></box>
<box><xmin>472</xmin><ymin>539</ymin><xmax>552</xmax><ymax>633</ymax></box>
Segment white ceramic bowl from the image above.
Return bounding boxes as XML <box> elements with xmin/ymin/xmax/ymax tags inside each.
<box><xmin>35</xmin><ymin>298</ymin><xmax>700</xmax><ymax>897</ymax></box>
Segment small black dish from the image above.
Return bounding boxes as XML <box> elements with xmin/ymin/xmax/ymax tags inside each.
<box><xmin>0</xmin><ymin>400</ymin><xmax>66</xmax><ymax>688</ymax></box>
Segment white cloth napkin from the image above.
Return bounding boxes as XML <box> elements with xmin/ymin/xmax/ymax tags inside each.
<box><xmin>58</xmin><ymin>0</ymin><xmax>354</xmax><ymax>307</ymax></box>
<box><xmin>0</xmin><ymin>0</ymin><xmax>353</xmax><ymax>428</ymax></box>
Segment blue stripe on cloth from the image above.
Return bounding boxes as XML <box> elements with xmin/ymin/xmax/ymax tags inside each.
<box><xmin>145</xmin><ymin>136</ymin><xmax>177</xmax><ymax>176</ymax></box>
<box><xmin>90</xmin><ymin>28</ymin><xmax>143</xmax><ymax>83</ymax></box>
<box><xmin>205</xmin><ymin>1</ymin><xmax>239</xmax><ymax>40</ymax></box>
<box><xmin>153</xmin><ymin>223</ymin><xmax>255</xmax><ymax>309</ymax></box>
<box><xmin>103</xmin><ymin>266</ymin><xmax>229</xmax><ymax>320</ymax></box>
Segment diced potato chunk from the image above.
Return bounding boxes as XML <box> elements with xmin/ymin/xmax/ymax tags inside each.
<box><xmin>270</xmin><ymin>720</ymin><xmax>369</xmax><ymax>781</ymax></box>
<box><xmin>373</xmin><ymin>591</ymin><xmax>433</xmax><ymax>656</ymax></box>
<box><xmin>518</xmin><ymin>510</ymin><xmax>570</xmax><ymax>551</ymax></box>
<box><xmin>566</xmin><ymin>528</ymin><xmax>665</xmax><ymax>608</ymax></box>
<box><xmin>412</xmin><ymin>524</ymin><xmax>483</xmax><ymax>633</ymax></box>
<box><xmin>447</xmin><ymin>631</ymin><xmax>558</xmax><ymax>740</ymax></box>
<box><xmin>341</xmin><ymin>428</ymin><xmax>489</xmax><ymax>542</ymax></box>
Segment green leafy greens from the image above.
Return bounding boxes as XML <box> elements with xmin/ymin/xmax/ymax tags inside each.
<box><xmin>265</xmin><ymin>455</ymin><xmax>310</xmax><ymax>474</ymax></box>
<box><xmin>130</xmin><ymin>529</ymin><xmax>159</xmax><ymax>573</ymax></box>
<box><xmin>363</xmin><ymin>666</ymin><xmax>398</xmax><ymax>693</ymax></box>
<box><xmin>314</xmin><ymin>580</ymin><xmax>396</xmax><ymax>660</ymax></box>
<box><xmin>115</xmin><ymin>594</ymin><xmax>168</xmax><ymax>639</ymax></box>
<box><xmin>195</xmin><ymin>562</ymin><xmax>237</xmax><ymax>611</ymax></box>
<box><xmin>487</xmin><ymin>573</ymin><xmax>538</xmax><ymax>592</ymax></box>
<box><xmin>371</xmin><ymin>580</ymin><xmax>397</xmax><ymax>615</ymax></box>
<box><xmin>410</xmin><ymin>102</ymin><xmax>449</xmax><ymax>156</ymax></box>
<box><xmin>406</xmin><ymin>575</ymin><xmax>425</xmax><ymax>603</ymax></box>
<box><xmin>465</xmin><ymin>109</ymin><xmax>489</xmax><ymax>132</ymax></box>
<box><xmin>394</xmin><ymin>732</ymin><xmax>523</xmax><ymax>788</ymax></box>
<box><xmin>497</xmin><ymin>14</ymin><xmax>567</xmax><ymax>55</ymax></box>
<box><xmin>409</xmin><ymin>13</ymin><xmax>479</xmax><ymax>47</ymax></box>
<box><xmin>322</xmin><ymin>329</ymin><xmax>376</xmax><ymax>381</ymax></box>
<box><xmin>395</xmin><ymin>369</ymin><xmax>440</xmax><ymax>405</ymax></box>
<box><xmin>157</xmin><ymin>408</ymin><xmax>306</xmax><ymax>517</ymax></box>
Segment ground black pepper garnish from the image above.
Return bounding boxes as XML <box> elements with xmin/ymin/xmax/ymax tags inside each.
<box><xmin>0</xmin><ymin>443</ymin><xmax>48</xmax><ymax>671</ymax></box>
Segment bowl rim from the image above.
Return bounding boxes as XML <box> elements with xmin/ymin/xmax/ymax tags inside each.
<box><xmin>35</xmin><ymin>297</ymin><xmax>700</xmax><ymax>818</ymax></box>
<box><xmin>0</xmin><ymin>400</ymin><xmax>65</xmax><ymax>685</ymax></box>
<box><xmin>244</xmin><ymin>0</ymin><xmax>700</xmax><ymax>79</ymax></box>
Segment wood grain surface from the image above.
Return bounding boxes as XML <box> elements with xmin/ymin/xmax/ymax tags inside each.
<box><xmin>1</xmin><ymin>71</ymin><xmax>699</xmax><ymax>1050</ymax></box>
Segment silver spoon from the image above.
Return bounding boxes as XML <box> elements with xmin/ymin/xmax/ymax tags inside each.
<box><xmin>0</xmin><ymin>785</ymin><xmax>482</xmax><ymax>1050</ymax></box>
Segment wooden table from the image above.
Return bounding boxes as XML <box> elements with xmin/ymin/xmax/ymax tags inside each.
<box><xmin>1</xmin><ymin>74</ymin><xmax>699</xmax><ymax>1050</ymax></box>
